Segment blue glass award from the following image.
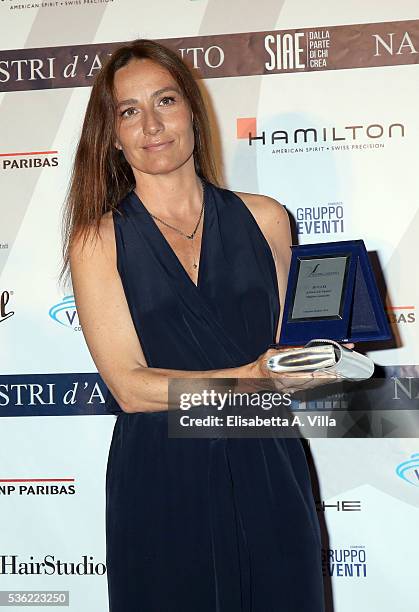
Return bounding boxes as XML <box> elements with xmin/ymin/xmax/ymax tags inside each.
<box><xmin>279</xmin><ymin>240</ymin><xmax>391</xmax><ymax>345</ymax></box>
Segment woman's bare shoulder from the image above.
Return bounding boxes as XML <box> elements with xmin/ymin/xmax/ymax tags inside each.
<box><xmin>69</xmin><ymin>210</ymin><xmax>115</xmax><ymax>263</ymax></box>
<box><xmin>233</xmin><ymin>188</ymin><xmax>288</xmax><ymax>218</ymax></box>
<box><xmin>98</xmin><ymin>210</ymin><xmax>116</xmax><ymax>247</ymax></box>
<box><xmin>232</xmin><ymin>190</ymin><xmax>290</xmax><ymax>249</ymax></box>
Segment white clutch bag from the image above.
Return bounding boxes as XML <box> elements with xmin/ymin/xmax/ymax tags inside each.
<box><xmin>266</xmin><ymin>339</ymin><xmax>374</xmax><ymax>381</ymax></box>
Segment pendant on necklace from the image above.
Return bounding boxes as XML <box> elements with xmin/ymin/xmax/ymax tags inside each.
<box><xmin>193</xmin><ymin>263</ymin><xmax>197</xmax><ymax>269</ymax></box>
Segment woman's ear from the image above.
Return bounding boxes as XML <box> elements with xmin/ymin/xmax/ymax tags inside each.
<box><xmin>115</xmin><ymin>140</ymin><xmax>122</xmax><ymax>151</ymax></box>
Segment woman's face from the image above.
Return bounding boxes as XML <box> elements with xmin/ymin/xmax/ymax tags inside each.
<box><xmin>113</xmin><ymin>58</ymin><xmax>195</xmax><ymax>178</ymax></box>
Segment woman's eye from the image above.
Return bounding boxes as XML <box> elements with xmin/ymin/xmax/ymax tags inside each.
<box><xmin>159</xmin><ymin>96</ymin><xmax>175</xmax><ymax>106</ymax></box>
<box><xmin>120</xmin><ymin>107</ymin><xmax>137</xmax><ymax>118</ymax></box>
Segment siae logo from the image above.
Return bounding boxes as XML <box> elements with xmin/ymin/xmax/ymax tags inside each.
<box><xmin>0</xmin><ymin>290</ymin><xmax>14</xmax><ymax>323</ymax></box>
<box><xmin>49</xmin><ymin>295</ymin><xmax>80</xmax><ymax>331</ymax></box>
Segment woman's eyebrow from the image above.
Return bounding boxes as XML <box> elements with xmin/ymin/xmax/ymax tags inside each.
<box><xmin>116</xmin><ymin>86</ymin><xmax>181</xmax><ymax>108</ymax></box>
<box><xmin>152</xmin><ymin>86</ymin><xmax>181</xmax><ymax>98</ymax></box>
<box><xmin>116</xmin><ymin>98</ymin><xmax>138</xmax><ymax>108</ymax></box>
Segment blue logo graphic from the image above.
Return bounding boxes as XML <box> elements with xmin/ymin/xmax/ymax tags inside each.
<box><xmin>396</xmin><ymin>453</ymin><xmax>419</xmax><ymax>487</ymax></box>
<box><xmin>49</xmin><ymin>295</ymin><xmax>79</xmax><ymax>329</ymax></box>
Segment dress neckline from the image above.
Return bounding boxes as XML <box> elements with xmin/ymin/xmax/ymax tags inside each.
<box><xmin>128</xmin><ymin>178</ymin><xmax>210</xmax><ymax>291</ymax></box>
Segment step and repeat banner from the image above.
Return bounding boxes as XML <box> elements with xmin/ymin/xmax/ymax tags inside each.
<box><xmin>1</xmin><ymin>1</ymin><xmax>418</xmax><ymax>610</ymax></box>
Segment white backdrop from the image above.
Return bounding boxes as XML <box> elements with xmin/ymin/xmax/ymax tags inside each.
<box><xmin>1</xmin><ymin>1</ymin><xmax>419</xmax><ymax>610</ymax></box>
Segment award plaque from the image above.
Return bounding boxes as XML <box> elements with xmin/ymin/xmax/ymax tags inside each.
<box><xmin>279</xmin><ymin>240</ymin><xmax>391</xmax><ymax>345</ymax></box>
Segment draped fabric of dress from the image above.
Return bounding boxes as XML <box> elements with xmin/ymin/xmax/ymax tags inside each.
<box><xmin>105</xmin><ymin>177</ymin><xmax>325</xmax><ymax>612</ymax></box>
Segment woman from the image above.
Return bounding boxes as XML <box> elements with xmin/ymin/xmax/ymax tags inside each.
<box><xmin>61</xmin><ymin>39</ymin><xmax>329</xmax><ymax>612</ymax></box>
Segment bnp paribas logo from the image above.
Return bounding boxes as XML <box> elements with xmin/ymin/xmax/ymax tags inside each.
<box><xmin>396</xmin><ymin>453</ymin><xmax>419</xmax><ymax>487</ymax></box>
<box><xmin>49</xmin><ymin>295</ymin><xmax>80</xmax><ymax>331</ymax></box>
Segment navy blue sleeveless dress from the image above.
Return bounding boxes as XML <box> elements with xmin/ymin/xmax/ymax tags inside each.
<box><xmin>105</xmin><ymin>178</ymin><xmax>325</xmax><ymax>612</ymax></box>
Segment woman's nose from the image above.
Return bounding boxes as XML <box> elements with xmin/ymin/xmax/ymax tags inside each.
<box><xmin>142</xmin><ymin>108</ymin><xmax>164</xmax><ymax>135</ymax></box>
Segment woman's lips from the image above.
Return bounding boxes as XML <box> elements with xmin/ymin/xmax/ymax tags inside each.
<box><xmin>143</xmin><ymin>140</ymin><xmax>174</xmax><ymax>151</ymax></box>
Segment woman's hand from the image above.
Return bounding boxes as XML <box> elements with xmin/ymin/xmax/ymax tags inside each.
<box><xmin>248</xmin><ymin>345</ymin><xmax>346</xmax><ymax>395</ymax></box>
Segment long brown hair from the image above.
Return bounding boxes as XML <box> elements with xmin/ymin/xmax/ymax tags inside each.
<box><xmin>59</xmin><ymin>38</ymin><xmax>220</xmax><ymax>289</ymax></box>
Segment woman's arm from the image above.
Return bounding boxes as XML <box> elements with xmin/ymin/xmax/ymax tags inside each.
<box><xmin>70</xmin><ymin>204</ymin><xmax>336</xmax><ymax>414</ymax></box>
<box><xmin>69</xmin><ymin>213</ymin><xmax>263</xmax><ymax>414</ymax></box>
<box><xmin>232</xmin><ymin>191</ymin><xmax>292</xmax><ymax>344</ymax></box>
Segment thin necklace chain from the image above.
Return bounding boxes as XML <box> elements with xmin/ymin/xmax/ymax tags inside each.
<box><xmin>146</xmin><ymin>178</ymin><xmax>205</xmax><ymax>240</ymax></box>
